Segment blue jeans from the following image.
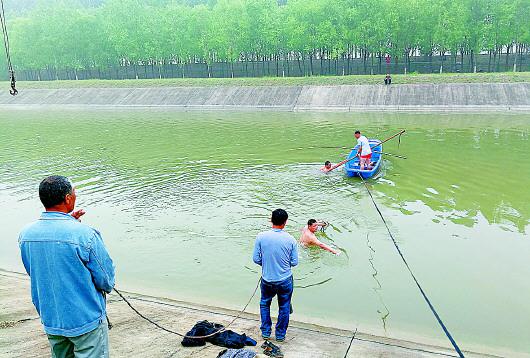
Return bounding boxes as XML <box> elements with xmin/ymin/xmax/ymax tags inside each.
<box><xmin>260</xmin><ymin>276</ymin><xmax>294</xmax><ymax>340</ymax></box>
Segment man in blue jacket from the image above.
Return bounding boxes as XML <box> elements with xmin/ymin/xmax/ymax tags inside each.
<box><xmin>19</xmin><ymin>175</ymin><xmax>115</xmax><ymax>358</ymax></box>
<box><xmin>253</xmin><ymin>209</ymin><xmax>298</xmax><ymax>342</ymax></box>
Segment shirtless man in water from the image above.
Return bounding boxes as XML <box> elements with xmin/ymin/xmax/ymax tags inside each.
<box><xmin>320</xmin><ymin>160</ymin><xmax>347</xmax><ymax>173</ymax></box>
<box><xmin>300</xmin><ymin>219</ymin><xmax>340</xmax><ymax>255</ymax></box>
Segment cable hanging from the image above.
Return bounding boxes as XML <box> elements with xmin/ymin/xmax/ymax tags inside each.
<box><xmin>0</xmin><ymin>0</ymin><xmax>17</xmax><ymax>95</ymax></box>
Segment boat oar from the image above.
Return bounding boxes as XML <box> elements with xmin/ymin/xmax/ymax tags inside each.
<box><xmin>322</xmin><ymin>155</ymin><xmax>358</xmax><ymax>172</ymax></box>
<box><xmin>326</xmin><ymin>130</ymin><xmax>406</xmax><ymax>172</ymax></box>
<box><xmin>368</xmin><ymin>130</ymin><xmax>405</xmax><ymax>151</ymax></box>
<box><xmin>374</xmin><ymin>151</ymin><xmax>407</xmax><ymax>159</ymax></box>
<box><xmin>313</xmin><ymin>146</ymin><xmax>350</xmax><ymax>149</ymax></box>
<box><xmin>305</xmin><ymin>146</ymin><xmax>407</xmax><ymax>159</ymax></box>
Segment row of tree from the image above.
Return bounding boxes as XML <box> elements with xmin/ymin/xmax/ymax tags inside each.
<box><xmin>3</xmin><ymin>0</ymin><xmax>530</xmax><ymax>77</ymax></box>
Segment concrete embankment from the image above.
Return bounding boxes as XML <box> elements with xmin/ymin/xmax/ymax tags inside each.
<box><xmin>0</xmin><ymin>83</ymin><xmax>529</xmax><ymax>112</ymax></box>
<box><xmin>0</xmin><ymin>270</ymin><xmax>499</xmax><ymax>358</ymax></box>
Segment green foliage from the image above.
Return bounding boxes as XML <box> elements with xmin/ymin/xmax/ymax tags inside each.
<box><xmin>5</xmin><ymin>0</ymin><xmax>530</xmax><ymax>71</ymax></box>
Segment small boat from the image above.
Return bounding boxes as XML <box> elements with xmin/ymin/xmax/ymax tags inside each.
<box><xmin>344</xmin><ymin>139</ymin><xmax>382</xmax><ymax>179</ymax></box>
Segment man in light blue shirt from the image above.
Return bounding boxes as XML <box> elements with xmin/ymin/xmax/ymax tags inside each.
<box><xmin>253</xmin><ymin>209</ymin><xmax>298</xmax><ymax>342</ymax></box>
<box><xmin>19</xmin><ymin>175</ymin><xmax>115</xmax><ymax>358</ymax></box>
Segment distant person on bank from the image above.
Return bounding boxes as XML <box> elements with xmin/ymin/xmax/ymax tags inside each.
<box><xmin>253</xmin><ymin>209</ymin><xmax>298</xmax><ymax>342</ymax></box>
<box><xmin>19</xmin><ymin>175</ymin><xmax>115</xmax><ymax>358</ymax></box>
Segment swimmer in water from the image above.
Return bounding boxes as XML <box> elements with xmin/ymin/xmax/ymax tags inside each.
<box><xmin>320</xmin><ymin>159</ymin><xmax>349</xmax><ymax>173</ymax></box>
<box><xmin>320</xmin><ymin>161</ymin><xmax>332</xmax><ymax>172</ymax></box>
<box><xmin>299</xmin><ymin>219</ymin><xmax>340</xmax><ymax>255</ymax></box>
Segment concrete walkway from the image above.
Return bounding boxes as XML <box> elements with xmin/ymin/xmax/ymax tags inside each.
<box><xmin>0</xmin><ymin>270</ymin><xmax>496</xmax><ymax>358</ymax></box>
<box><xmin>0</xmin><ymin>83</ymin><xmax>529</xmax><ymax>112</ymax></box>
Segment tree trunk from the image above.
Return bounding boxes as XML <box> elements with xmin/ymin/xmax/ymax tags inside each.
<box><xmin>319</xmin><ymin>50</ymin><xmax>323</xmax><ymax>75</ymax></box>
<box><xmin>439</xmin><ymin>50</ymin><xmax>444</xmax><ymax>73</ymax></box>
<box><xmin>362</xmin><ymin>49</ymin><xmax>367</xmax><ymax>74</ymax></box>
<box><xmin>429</xmin><ymin>52</ymin><xmax>433</xmax><ymax>73</ymax></box>
<box><xmin>296</xmin><ymin>53</ymin><xmax>302</xmax><ymax>76</ymax></box>
<box><xmin>505</xmin><ymin>45</ymin><xmax>510</xmax><ymax>68</ymax></box>
<box><xmin>497</xmin><ymin>46</ymin><xmax>502</xmax><ymax>71</ymax></box>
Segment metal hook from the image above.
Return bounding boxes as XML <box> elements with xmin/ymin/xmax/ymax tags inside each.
<box><xmin>9</xmin><ymin>70</ymin><xmax>17</xmax><ymax>96</ymax></box>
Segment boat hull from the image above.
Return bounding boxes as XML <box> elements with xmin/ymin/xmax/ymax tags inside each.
<box><xmin>344</xmin><ymin>139</ymin><xmax>382</xmax><ymax>179</ymax></box>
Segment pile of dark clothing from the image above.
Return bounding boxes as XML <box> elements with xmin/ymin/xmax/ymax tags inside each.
<box><xmin>181</xmin><ymin>320</ymin><xmax>257</xmax><ymax>349</ymax></box>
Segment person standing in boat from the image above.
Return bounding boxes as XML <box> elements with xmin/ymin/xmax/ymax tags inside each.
<box><xmin>300</xmin><ymin>219</ymin><xmax>340</xmax><ymax>255</ymax></box>
<box><xmin>355</xmin><ymin>130</ymin><xmax>372</xmax><ymax>170</ymax></box>
<box><xmin>252</xmin><ymin>209</ymin><xmax>298</xmax><ymax>342</ymax></box>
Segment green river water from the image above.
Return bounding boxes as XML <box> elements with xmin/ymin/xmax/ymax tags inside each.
<box><xmin>0</xmin><ymin>110</ymin><xmax>529</xmax><ymax>356</ymax></box>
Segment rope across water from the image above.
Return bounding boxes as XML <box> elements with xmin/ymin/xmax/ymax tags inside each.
<box><xmin>358</xmin><ymin>174</ymin><xmax>465</xmax><ymax>358</ymax></box>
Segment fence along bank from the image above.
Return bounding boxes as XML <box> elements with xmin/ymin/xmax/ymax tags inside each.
<box><xmin>10</xmin><ymin>53</ymin><xmax>530</xmax><ymax>82</ymax></box>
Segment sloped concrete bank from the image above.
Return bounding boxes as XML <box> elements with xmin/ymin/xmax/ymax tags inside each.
<box><xmin>0</xmin><ymin>83</ymin><xmax>529</xmax><ymax>112</ymax></box>
<box><xmin>1</xmin><ymin>270</ymin><xmax>502</xmax><ymax>358</ymax></box>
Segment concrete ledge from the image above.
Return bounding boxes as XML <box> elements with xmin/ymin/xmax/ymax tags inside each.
<box><xmin>0</xmin><ymin>270</ymin><xmax>500</xmax><ymax>357</ymax></box>
<box><xmin>2</xmin><ymin>104</ymin><xmax>530</xmax><ymax>113</ymax></box>
<box><xmin>0</xmin><ymin>83</ymin><xmax>528</xmax><ymax>112</ymax></box>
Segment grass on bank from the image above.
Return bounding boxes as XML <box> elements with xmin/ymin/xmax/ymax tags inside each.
<box><xmin>4</xmin><ymin>72</ymin><xmax>530</xmax><ymax>89</ymax></box>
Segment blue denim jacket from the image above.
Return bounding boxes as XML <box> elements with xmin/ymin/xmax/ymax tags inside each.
<box><xmin>19</xmin><ymin>211</ymin><xmax>115</xmax><ymax>337</ymax></box>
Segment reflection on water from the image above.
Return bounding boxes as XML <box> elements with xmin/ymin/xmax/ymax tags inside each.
<box><xmin>0</xmin><ymin>110</ymin><xmax>529</xmax><ymax>356</ymax></box>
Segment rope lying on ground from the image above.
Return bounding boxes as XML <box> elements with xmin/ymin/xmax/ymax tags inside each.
<box><xmin>0</xmin><ymin>317</ymin><xmax>38</xmax><ymax>329</ymax></box>
<box><xmin>112</xmin><ymin>277</ymin><xmax>261</xmax><ymax>339</ymax></box>
<box><xmin>358</xmin><ymin>175</ymin><xmax>465</xmax><ymax>358</ymax></box>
